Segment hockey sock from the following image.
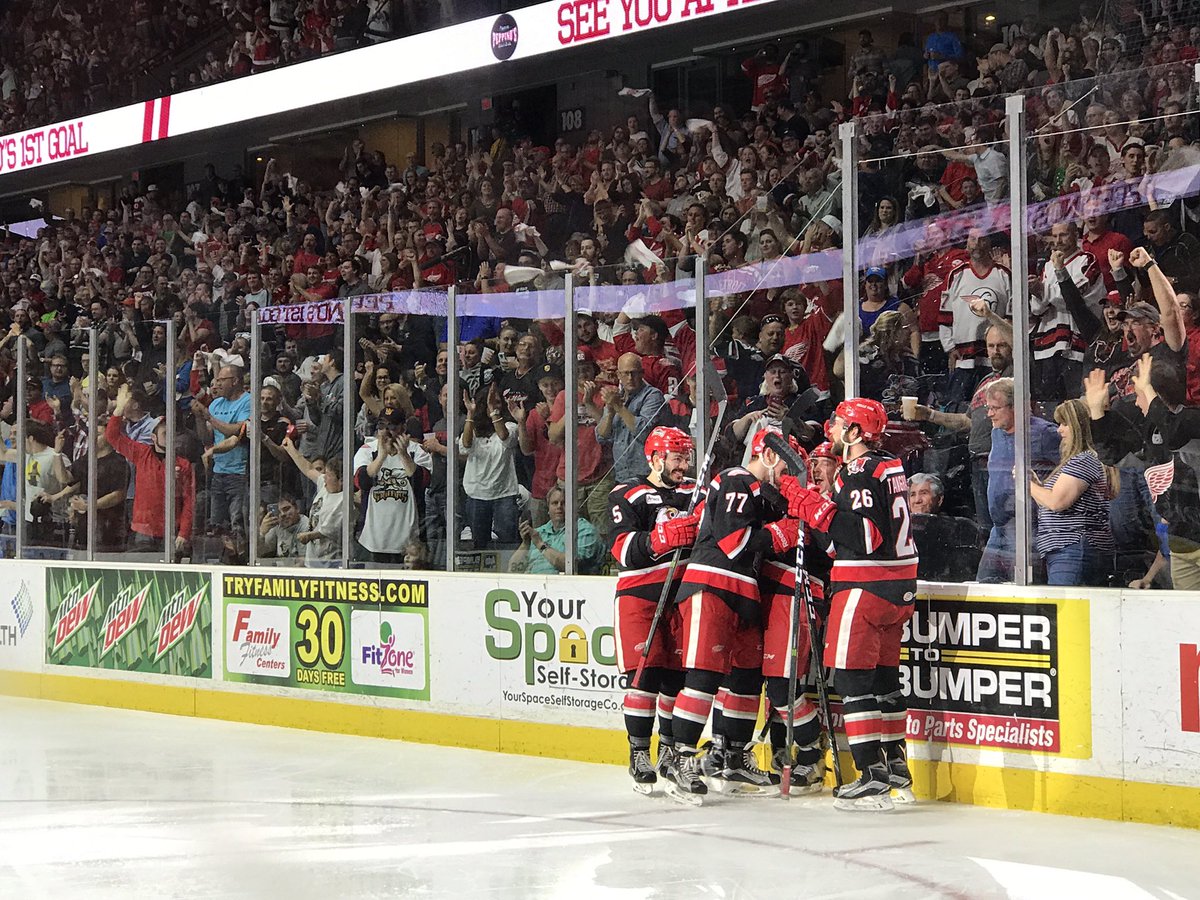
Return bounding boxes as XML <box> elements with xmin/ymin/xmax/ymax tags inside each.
<box><xmin>710</xmin><ymin>687</ymin><xmax>729</xmax><ymax>745</ymax></box>
<box><xmin>765</xmin><ymin>675</ymin><xmax>822</xmax><ymax>764</ymax></box>
<box><xmin>876</xmin><ymin>668</ymin><xmax>907</xmax><ymax>758</ymax></box>
<box><xmin>656</xmin><ymin>668</ymin><xmax>684</xmax><ymax>746</ymax></box>
<box><xmin>720</xmin><ymin>667</ymin><xmax>763</xmax><ymax>747</ymax></box>
<box><xmin>835</xmin><ymin>668</ymin><xmax>885</xmax><ymax>772</ymax></box>
<box><xmin>878</xmin><ymin>690</ymin><xmax>908</xmax><ymax>759</ymax></box>
<box><xmin>672</xmin><ymin>669</ymin><xmax>724</xmax><ymax>750</ymax></box>
<box><xmin>623</xmin><ymin>688</ymin><xmax>657</xmax><ymax>745</ymax></box>
<box><xmin>657</xmin><ymin>695</ymin><xmax>676</xmax><ymax>746</ymax></box>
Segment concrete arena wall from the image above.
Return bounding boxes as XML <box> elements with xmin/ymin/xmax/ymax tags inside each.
<box><xmin>0</xmin><ymin>560</ymin><xmax>1197</xmax><ymax>828</ymax></box>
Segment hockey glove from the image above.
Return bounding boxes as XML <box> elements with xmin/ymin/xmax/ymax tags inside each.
<box><xmin>765</xmin><ymin>518</ymin><xmax>801</xmax><ymax>554</ymax></box>
<box><xmin>778</xmin><ymin>474</ymin><xmax>807</xmax><ymax>502</ymax></box>
<box><xmin>786</xmin><ymin>487</ymin><xmax>836</xmax><ymax>533</ymax></box>
<box><xmin>649</xmin><ymin>512</ymin><xmax>699</xmax><ymax>556</ymax></box>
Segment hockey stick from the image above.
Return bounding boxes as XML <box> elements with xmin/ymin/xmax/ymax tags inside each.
<box><xmin>631</xmin><ymin>372</ymin><xmax>728</xmax><ymax>692</ymax></box>
<box><xmin>763</xmin><ymin>431</ymin><xmax>844</xmax><ymax>789</ymax></box>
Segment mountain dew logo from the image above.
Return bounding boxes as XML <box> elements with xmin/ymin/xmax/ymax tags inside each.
<box><xmin>53</xmin><ymin>579</ymin><xmax>101</xmax><ymax>651</ymax></box>
<box><xmin>153</xmin><ymin>588</ymin><xmax>205</xmax><ymax>661</ymax></box>
<box><xmin>101</xmin><ymin>584</ymin><xmax>151</xmax><ymax>657</ymax></box>
<box><xmin>11</xmin><ymin>581</ymin><xmax>32</xmax><ymax>637</ymax></box>
<box><xmin>361</xmin><ymin>620</ymin><xmax>415</xmax><ymax>676</ymax></box>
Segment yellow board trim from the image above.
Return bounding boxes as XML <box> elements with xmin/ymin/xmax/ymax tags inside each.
<box><xmin>1</xmin><ymin>669</ymin><xmax>1196</xmax><ymax>830</ymax></box>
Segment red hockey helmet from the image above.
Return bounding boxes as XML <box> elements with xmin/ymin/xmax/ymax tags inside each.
<box><xmin>810</xmin><ymin>441</ymin><xmax>837</xmax><ymax>461</ymax></box>
<box><xmin>835</xmin><ymin>398</ymin><xmax>888</xmax><ymax>443</ymax></box>
<box><xmin>644</xmin><ymin>426</ymin><xmax>694</xmax><ymax>463</ymax></box>
<box><xmin>750</xmin><ymin>426</ymin><xmax>804</xmax><ymax>462</ymax></box>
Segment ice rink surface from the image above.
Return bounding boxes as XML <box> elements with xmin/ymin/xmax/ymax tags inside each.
<box><xmin>0</xmin><ymin>697</ymin><xmax>1197</xmax><ymax>900</ymax></box>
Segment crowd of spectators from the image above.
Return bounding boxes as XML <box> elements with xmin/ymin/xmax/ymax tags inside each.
<box><xmin>0</xmin><ymin>0</ymin><xmax>424</xmax><ymax>137</ymax></box>
<box><xmin>0</xmin><ymin>4</ymin><xmax>1198</xmax><ymax>586</ymax></box>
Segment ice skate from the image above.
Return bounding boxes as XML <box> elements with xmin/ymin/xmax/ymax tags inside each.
<box><xmin>832</xmin><ymin>764</ymin><xmax>894</xmax><ymax>811</ymax></box>
<box><xmin>773</xmin><ymin>748</ymin><xmax>825</xmax><ymax>795</ymax></box>
<box><xmin>655</xmin><ymin>742</ymin><xmax>677</xmax><ymax>781</ymax></box>
<box><xmin>698</xmin><ymin>740</ymin><xmax>726</xmax><ymax>779</ymax></box>
<box><xmin>714</xmin><ymin>744</ymin><xmax>775</xmax><ymax>796</ymax></box>
<box><xmin>628</xmin><ymin>744</ymin><xmax>656</xmax><ymax>796</ymax></box>
<box><xmin>887</xmin><ymin>755</ymin><xmax>915</xmax><ymax>805</ymax></box>
<box><xmin>664</xmin><ymin>749</ymin><xmax>708</xmax><ymax>806</ymax></box>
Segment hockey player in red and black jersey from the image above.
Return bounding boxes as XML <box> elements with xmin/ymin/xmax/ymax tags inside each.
<box><xmin>664</xmin><ymin>427</ymin><xmax>805</xmax><ymax>803</ymax></box>
<box><xmin>780</xmin><ymin>398</ymin><xmax>919</xmax><ymax>811</ymax></box>
<box><xmin>754</xmin><ymin>441</ymin><xmax>837</xmax><ymax>794</ymax></box>
<box><xmin>609</xmin><ymin>426</ymin><xmax>699</xmax><ymax>796</ymax></box>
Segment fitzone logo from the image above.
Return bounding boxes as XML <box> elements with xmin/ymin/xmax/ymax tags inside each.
<box><xmin>491</xmin><ymin>14</ymin><xmax>518</xmax><ymax>60</ymax></box>
<box><xmin>361</xmin><ymin>620</ymin><xmax>416</xmax><ymax>677</ymax></box>
<box><xmin>11</xmin><ymin>581</ymin><xmax>32</xmax><ymax>637</ymax></box>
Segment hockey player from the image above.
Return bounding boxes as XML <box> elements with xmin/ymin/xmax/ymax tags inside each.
<box><xmin>664</xmin><ymin>427</ymin><xmax>804</xmax><ymax>803</ymax></box>
<box><xmin>808</xmin><ymin>441</ymin><xmax>839</xmax><ymax>496</ymax></box>
<box><xmin>755</xmin><ymin>438</ymin><xmax>839</xmax><ymax>793</ymax></box>
<box><xmin>780</xmin><ymin>398</ymin><xmax>919</xmax><ymax>811</ymax></box>
<box><xmin>610</xmin><ymin>426</ymin><xmax>699</xmax><ymax>795</ymax></box>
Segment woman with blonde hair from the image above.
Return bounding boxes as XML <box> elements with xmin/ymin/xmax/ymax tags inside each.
<box><xmin>1030</xmin><ymin>398</ymin><xmax>1120</xmax><ymax>585</ymax></box>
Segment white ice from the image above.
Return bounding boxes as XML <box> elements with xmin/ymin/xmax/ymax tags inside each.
<box><xmin>0</xmin><ymin>696</ymin><xmax>1197</xmax><ymax>899</ymax></box>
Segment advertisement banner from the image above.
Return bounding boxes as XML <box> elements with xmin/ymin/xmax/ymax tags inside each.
<box><xmin>46</xmin><ymin>568</ymin><xmax>212</xmax><ymax>677</ymax></box>
<box><xmin>901</xmin><ymin>592</ymin><xmax>1091</xmax><ymax>757</ymax></box>
<box><xmin>0</xmin><ymin>565</ymin><xmax>44</xmax><ymax>672</ymax></box>
<box><xmin>1119</xmin><ymin>597</ymin><xmax>1200</xmax><ymax>787</ymax></box>
<box><xmin>483</xmin><ymin>577</ymin><xmax>625</xmax><ymax>726</ymax></box>
<box><xmin>222</xmin><ymin>574</ymin><xmax>429</xmax><ymax>700</ymax></box>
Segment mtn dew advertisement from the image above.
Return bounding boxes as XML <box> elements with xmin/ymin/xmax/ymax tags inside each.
<box><xmin>46</xmin><ymin>568</ymin><xmax>211</xmax><ymax>676</ymax></box>
<box><xmin>222</xmin><ymin>574</ymin><xmax>429</xmax><ymax>701</ymax></box>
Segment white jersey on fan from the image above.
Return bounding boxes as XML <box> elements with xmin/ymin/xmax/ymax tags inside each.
<box><xmin>352</xmin><ymin>438</ymin><xmax>433</xmax><ymax>554</ymax></box>
<box><xmin>1031</xmin><ymin>250</ymin><xmax>1105</xmax><ymax>361</ymax></box>
<box><xmin>939</xmin><ymin>261</ymin><xmax>1013</xmax><ymax>368</ymax></box>
<box><xmin>305</xmin><ymin>483</ymin><xmax>343</xmax><ymax>566</ymax></box>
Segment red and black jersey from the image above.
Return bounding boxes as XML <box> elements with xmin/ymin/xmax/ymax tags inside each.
<box><xmin>677</xmin><ymin>467</ymin><xmax>779</xmax><ymax>622</ymax></box>
<box><xmin>826</xmin><ymin>451</ymin><xmax>918</xmax><ymax>605</ymax></box>
<box><xmin>609</xmin><ymin>479</ymin><xmax>697</xmax><ymax>603</ymax></box>
<box><xmin>760</xmin><ymin>528</ymin><xmax>834</xmax><ymax>608</ymax></box>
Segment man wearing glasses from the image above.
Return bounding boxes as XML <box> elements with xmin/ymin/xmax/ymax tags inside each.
<box><xmin>976</xmin><ymin>378</ymin><xmax>1059</xmax><ymax>582</ymax></box>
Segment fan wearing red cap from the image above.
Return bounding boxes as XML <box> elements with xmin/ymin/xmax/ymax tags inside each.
<box><xmin>607</xmin><ymin>425</ymin><xmax>698</xmax><ymax>798</ymax></box>
<box><xmin>658</xmin><ymin>426</ymin><xmax>810</xmax><ymax>802</ymax></box>
<box><xmin>778</xmin><ymin>396</ymin><xmax>919</xmax><ymax>811</ymax></box>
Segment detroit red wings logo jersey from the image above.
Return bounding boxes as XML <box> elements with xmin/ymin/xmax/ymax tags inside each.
<box><xmin>609</xmin><ymin>479</ymin><xmax>697</xmax><ymax>602</ymax></box>
<box><xmin>828</xmin><ymin>451</ymin><xmax>918</xmax><ymax>605</ymax></box>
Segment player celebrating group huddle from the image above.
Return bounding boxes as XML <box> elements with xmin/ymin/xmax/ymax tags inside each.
<box><xmin>609</xmin><ymin>426</ymin><xmax>699</xmax><ymax>794</ymax></box>
<box><xmin>610</xmin><ymin>399</ymin><xmax>918</xmax><ymax>811</ymax></box>
<box><xmin>779</xmin><ymin>398</ymin><xmax>919</xmax><ymax>811</ymax></box>
<box><xmin>662</xmin><ymin>428</ymin><xmax>807</xmax><ymax>803</ymax></box>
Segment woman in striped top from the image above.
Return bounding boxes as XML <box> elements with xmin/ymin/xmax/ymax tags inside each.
<box><xmin>1029</xmin><ymin>399</ymin><xmax>1120</xmax><ymax>586</ymax></box>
